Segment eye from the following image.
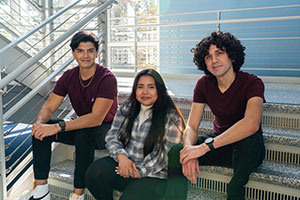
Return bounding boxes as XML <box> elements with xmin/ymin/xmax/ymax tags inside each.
<box><xmin>215</xmin><ymin>50</ymin><xmax>224</xmax><ymax>56</ymax></box>
<box><xmin>137</xmin><ymin>85</ymin><xmax>143</xmax><ymax>89</ymax></box>
<box><xmin>205</xmin><ymin>55</ymin><xmax>211</xmax><ymax>60</ymax></box>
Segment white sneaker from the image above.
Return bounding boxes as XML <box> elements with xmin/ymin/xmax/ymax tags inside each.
<box><xmin>69</xmin><ymin>193</ymin><xmax>84</xmax><ymax>200</ymax></box>
<box><xmin>16</xmin><ymin>184</ymin><xmax>50</xmax><ymax>200</ymax></box>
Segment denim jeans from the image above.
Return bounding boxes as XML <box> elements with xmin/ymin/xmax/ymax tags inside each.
<box><xmin>32</xmin><ymin>119</ymin><xmax>112</xmax><ymax>188</ymax></box>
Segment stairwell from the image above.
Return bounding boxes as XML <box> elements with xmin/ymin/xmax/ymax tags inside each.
<box><xmin>47</xmin><ymin>90</ymin><xmax>300</xmax><ymax>200</ymax></box>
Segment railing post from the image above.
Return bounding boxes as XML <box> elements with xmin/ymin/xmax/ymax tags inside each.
<box><xmin>217</xmin><ymin>11</ymin><xmax>221</xmax><ymax>32</ymax></box>
<box><xmin>0</xmin><ymin>68</ymin><xmax>7</xmax><ymax>200</ymax></box>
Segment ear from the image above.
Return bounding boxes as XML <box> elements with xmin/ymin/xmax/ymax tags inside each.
<box><xmin>72</xmin><ymin>51</ymin><xmax>75</xmax><ymax>58</ymax></box>
<box><xmin>96</xmin><ymin>50</ymin><xmax>99</xmax><ymax>58</ymax></box>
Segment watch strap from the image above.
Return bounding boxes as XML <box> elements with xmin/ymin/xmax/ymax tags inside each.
<box><xmin>58</xmin><ymin>120</ymin><xmax>66</xmax><ymax>132</ymax></box>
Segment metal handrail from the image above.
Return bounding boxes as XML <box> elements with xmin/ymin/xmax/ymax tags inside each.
<box><xmin>3</xmin><ymin>32</ymin><xmax>104</xmax><ymax>121</ymax></box>
<box><xmin>0</xmin><ymin>0</ymin><xmax>82</xmax><ymax>55</ymax></box>
<box><xmin>0</xmin><ymin>1</ymin><xmax>116</xmax><ymax>198</ymax></box>
<box><xmin>0</xmin><ymin>0</ymin><xmax>117</xmax><ymax>90</ymax></box>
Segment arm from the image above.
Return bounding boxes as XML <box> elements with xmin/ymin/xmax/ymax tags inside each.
<box><xmin>212</xmin><ymin>96</ymin><xmax>263</xmax><ymax>149</ymax></box>
<box><xmin>64</xmin><ymin>97</ymin><xmax>113</xmax><ymax>131</ymax></box>
<box><xmin>183</xmin><ymin>102</ymin><xmax>205</xmax><ymax>146</ymax></box>
<box><xmin>33</xmin><ymin>94</ymin><xmax>114</xmax><ymax>140</ymax></box>
<box><xmin>181</xmin><ymin>97</ymin><xmax>264</xmax><ymax>163</ymax></box>
<box><xmin>180</xmin><ymin>102</ymin><xmax>205</xmax><ymax>183</ymax></box>
<box><xmin>105</xmin><ymin>106</ymin><xmax>129</xmax><ymax>160</ymax></box>
<box><xmin>105</xmin><ymin>105</ymin><xmax>137</xmax><ymax>178</ymax></box>
<box><xmin>32</xmin><ymin>93</ymin><xmax>64</xmax><ymax>140</ymax></box>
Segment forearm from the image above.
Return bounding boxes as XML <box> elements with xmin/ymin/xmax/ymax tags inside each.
<box><xmin>36</xmin><ymin>106</ymin><xmax>53</xmax><ymax>124</ymax></box>
<box><xmin>64</xmin><ymin>113</ymin><xmax>104</xmax><ymax>131</ymax></box>
<box><xmin>183</xmin><ymin>126</ymin><xmax>198</xmax><ymax>146</ymax></box>
<box><xmin>213</xmin><ymin>118</ymin><xmax>260</xmax><ymax>149</ymax></box>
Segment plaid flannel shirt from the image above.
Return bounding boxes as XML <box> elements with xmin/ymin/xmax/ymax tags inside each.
<box><xmin>105</xmin><ymin>102</ymin><xmax>184</xmax><ymax>179</ymax></box>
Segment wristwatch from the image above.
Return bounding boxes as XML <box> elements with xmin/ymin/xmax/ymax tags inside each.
<box><xmin>204</xmin><ymin>137</ymin><xmax>215</xmax><ymax>151</ymax></box>
<box><xmin>58</xmin><ymin>120</ymin><xmax>66</xmax><ymax>132</ymax></box>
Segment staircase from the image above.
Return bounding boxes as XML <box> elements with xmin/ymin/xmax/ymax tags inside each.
<box><xmin>47</xmin><ymin>92</ymin><xmax>300</xmax><ymax>200</ymax></box>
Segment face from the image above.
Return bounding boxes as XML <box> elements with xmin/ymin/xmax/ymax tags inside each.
<box><xmin>72</xmin><ymin>41</ymin><xmax>98</xmax><ymax>69</ymax></box>
<box><xmin>136</xmin><ymin>75</ymin><xmax>158</xmax><ymax>106</ymax></box>
<box><xmin>204</xmin><ymin>45</ymin><xmax>234</xmax><ymax>78</ymax></box>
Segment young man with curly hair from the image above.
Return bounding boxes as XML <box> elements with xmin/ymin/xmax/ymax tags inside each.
<box><xmin>169</xmin><ymin>32</ymin><xmax>265</xmax><ymax>200</ymax></box>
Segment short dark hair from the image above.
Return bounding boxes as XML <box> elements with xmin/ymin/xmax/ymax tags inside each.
<box><xmin>191</xmin><ymin>32</ymin><xmax>246</xmax><ymax>75</ymax></box>
<box><xmin>70</xmin><ymin>31</ymin><xmax>99</xmax><ymax>51</ymax></box>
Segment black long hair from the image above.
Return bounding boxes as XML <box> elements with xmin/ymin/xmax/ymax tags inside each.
<box><xmin>118</xmin><ymin>69</ymin><xmax>185</xmax><ymax>156</ymax></box>
<box><xmin>191</xmin><ymin>31</ymin><xmax>245</xmax><ymax>76</ymax></box>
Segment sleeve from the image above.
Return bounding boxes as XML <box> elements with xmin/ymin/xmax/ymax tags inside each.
<box><xmin>193</xmin><ymin>76</ymin><xmax>207</xmax><ymax>103</ymax></box>
<box><xmin>245</xmin><ymin>76</ymin><xmax>266</xmax><ymax>103</ymax></box>
<box><xmin>52</xmin><ymin>72</ymin><xmax>68</xmax><ymax>97</ymax></box>
<box><xmin>105</xmin><ymin>105</ymin><xmax>129</xmax><ymax>162</ymax></box>
<box><xmin>97</xmin><ymin>74</ymin><xmax>117</xmax><ymax>100</ymax></box>
<box><xmin>138</xmin><ymin>111</ymin><xmax>184</xmax><ymax>177</ymax></box>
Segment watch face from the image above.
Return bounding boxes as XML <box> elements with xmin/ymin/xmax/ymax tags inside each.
<box><xmin>205</xmin><ymin>137</ymin><xmax>213</xmax><ymax>144</ymax></box>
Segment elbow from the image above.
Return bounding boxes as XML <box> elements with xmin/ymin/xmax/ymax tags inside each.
<box><xmin>249</xmin><ymin>121</ymin><xmax>260</xmax><ymax>134</ymax></box>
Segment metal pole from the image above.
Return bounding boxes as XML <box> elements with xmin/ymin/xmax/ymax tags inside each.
<box><xmin>0</xmin><ymin>0</ymin><xmax>82</xmax><ymax>56</ymax></box>
<box><xmin>217</xmin><ymin>11</ymin><xmax>221</xmax><ymax>32</ymax></box>
<box><xmin>0</xmin><ymin>0</ymin><xmax>117</xmax><ymax>90</ymax></box>
<box><xmin>0</xmin><ymin>68</ymin><xmax>7</xmax><ymax>200</ymax></box>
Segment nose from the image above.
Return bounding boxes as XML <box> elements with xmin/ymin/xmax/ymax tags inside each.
<box><xmin>142</xmin><ymin>88</ymin><xmax>149</xmax><ymax>94</ymax></box>
<box><xmin>84</xmin><ymin>51</ymin><xmax>88</xmax><ymax>57</ymax></box>
<box><xmin>212</xmin><ymin>54</ymin><xmax>218</xmax><ymax>63</ymax></box>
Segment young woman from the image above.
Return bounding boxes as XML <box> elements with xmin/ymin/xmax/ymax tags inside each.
<box><xmin>85</xmin><ymin>69</ymin><xmax>185</xmax><ymax>200</ymax></box>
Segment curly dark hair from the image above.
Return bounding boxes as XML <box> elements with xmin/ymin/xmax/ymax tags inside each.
<box><xmin>191</xmin><ymin>32</ymin><xmax>245</xmax><ymax>75</ymax></box>
<box><xmin>70</xmin><ymin>31</ymin><xmax>99</xmax><ymax>51</ymax></box>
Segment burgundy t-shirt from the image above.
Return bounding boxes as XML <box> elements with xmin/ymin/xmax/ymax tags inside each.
<box><xmin>193</xmin><ymin>71</ymin><xmax>265</xmax><ymax>135</ymax></box>
<box><xmin>53</xmin><ymin>64</ymin><xmax>118</xmax><ymax>122</ymax></box>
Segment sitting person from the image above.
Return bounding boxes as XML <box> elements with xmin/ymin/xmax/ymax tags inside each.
<box><xmin>21</xmin><ymin>31</ymin><xmax>118</xmax><ymax>200</ymax></box>
<box><xmin>170</xmin><ymin>31</ymin><xmax>266</xmax><ymax>200</ymax></box>
<box><xmin>85</xmin><ymin>69</ymin><xmax>185</xmax><ymax>200</ymax></box>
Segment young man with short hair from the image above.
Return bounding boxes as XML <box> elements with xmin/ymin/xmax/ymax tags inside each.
<box><xmin>21</xmin><ymin>31</ymin><xmax>118</xmax><ymax>200</ymax></box>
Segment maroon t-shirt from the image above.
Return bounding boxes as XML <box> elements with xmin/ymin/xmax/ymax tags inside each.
<box><xmin>53</xmin><ymin>64</ymin><xmax>118</xmax><ymax>122</ymax></box>
<box><xmin>193</xmin><ymin>71</ymin><xmax>265</xmax><ymax>135</ymax></box>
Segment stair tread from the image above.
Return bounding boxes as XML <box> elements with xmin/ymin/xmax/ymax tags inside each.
<box><xmin>199</xmin><ymin>121</ymin><xmax>300</xmax><ymax>147</ymax></box>
<box><xmin>200</xmin><ymin>160</ymin><xmax>300</xmax><ymax>190</ymax></box>
<box><xmin>50</xmin><ymin>158</ymin><xmax>300</xmax><ymax>191</ymax></box>
<box><xmin>187</xmin><ymin>186</ymin><xmax>227</xmax><ymax>200</ymax></box>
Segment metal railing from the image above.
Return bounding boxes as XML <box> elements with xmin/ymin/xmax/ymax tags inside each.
<box><xmin>107</xmin><ymin>4</ymin><xmax>300</xmax><ymax>80</ymax></box>
<box><xmin>0</xmin><ymin>0</ymin><xmax>117</xmax><ymax>199</ymax></box>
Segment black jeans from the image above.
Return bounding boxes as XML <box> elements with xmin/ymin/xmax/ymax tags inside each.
<box><xmin>32</xmin><ymin>119</ymin><xmax>112</xmax><ymax>188</ymax></box>
<box><xmin>168</xmin><ymin>132</ymin><xmax>265</xmax><ymax>200</ymax></box>
<box><xmin>85</xmin><ymin>156</ymin><xmax>167</xmax><ymax>200</ymax></box>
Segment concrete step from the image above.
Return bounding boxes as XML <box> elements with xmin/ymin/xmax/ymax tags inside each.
<box><xmin>48</xmin><ymin>160</ymin><xmax>228</xmax><ymax>200</ymax></box>
<box><xmin>49</xmin><ymin>158</ymin><xmax>300</xmax><ymax>200</ymax></box>
<box><xmin>199</xmin><ymin>120</ymin><xmax>300</xmax><ymax>165</ymax></box>
<box><xmin>168</xmin><ymin>96</ymin><xmax>300</xmax><ymax>131</ymax></box>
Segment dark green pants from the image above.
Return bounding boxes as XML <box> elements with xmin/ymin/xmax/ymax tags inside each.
<box><xmin>167</xmin><ymin>132</ymin><xmax>265</xmax><ymax>200</ymax></box>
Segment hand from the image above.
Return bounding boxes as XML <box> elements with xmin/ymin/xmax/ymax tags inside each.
<box><xmin>32</xmin><ymin>121</ymin><xmax>59</xmax><ymax>141</ymax></box>
<box><xmin>180</xmin><ymin>144</ymin><xmax>209</xmax><ymax>164</ymax></box>
<box><xmin>182</xmin><ymin>159</ymin><xmax>200</xmax><ymax>184</ymax></box>
<box><xmin>116</xmin><ymin>154</ymin><xmax>138</xmax><ymax>178</ymax></box>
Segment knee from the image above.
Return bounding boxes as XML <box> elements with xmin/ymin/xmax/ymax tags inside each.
<box><xmin>168</xmin><ymin>143</ymin><xmax>183</xmax><ymax>168</ymax></box>
<box><xmin>85</xmin><ymin>161</ymin><xmax>100</xmax><ymax>187</ymax></box>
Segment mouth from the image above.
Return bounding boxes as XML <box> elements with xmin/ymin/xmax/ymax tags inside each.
<box><xmin>212</xmin><ymin>65</ymin><xmax>222</xmax><ymax>70</ymax></box>
<box><xmin>141</xmin><ymin>97</ymin><xmax>151</xmax><ymax>100</ymax></box>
